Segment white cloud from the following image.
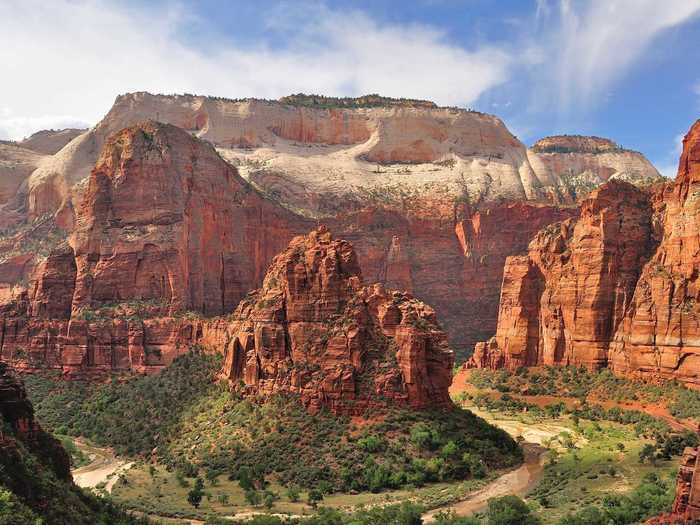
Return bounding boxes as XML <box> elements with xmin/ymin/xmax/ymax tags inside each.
<box><xmin>0</xmin><ymin>0</ymin><xmax>511</xmax><ymax>140</ymax></box>
<box><xmin>529</xmin><ymin>0</ymin><xmax>700</xmax><ymax>114</ymax></box>
<box><xmin>0</xmin><ymin>114</ymin><xmax>89</xmax><ymax>142</ymax></box>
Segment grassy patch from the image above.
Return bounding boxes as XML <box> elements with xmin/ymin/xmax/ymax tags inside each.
<box><xmin>468</xmin><ymin>365</ymin><xmax>700</xmax><ymax>421</ymax></box>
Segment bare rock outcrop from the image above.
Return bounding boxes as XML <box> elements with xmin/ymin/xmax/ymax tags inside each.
<box><xmin>70</xmin><ymin>120</ymin><xmax>307</xmax><ymax>316</ymax></box>
<box><xmin>529</xmin><ymin>135</ymin><xmax>663</xmax><ymax>203</ymax></box>
<box><xmin>17</xmin><ymin>128</ymin><xmax>86</xmax><ymax>155</ymax></box>
<box><xmin>20</xmin><ymin>92</ymin><xmax>661</xmax><ymax>223</ymax></box>
<box><xmin>213</xmin><ymin>227</ymin><xmax>455</xmax><ymax>414</ymax></box>
<box><xmin>470</xmin><ymin>180</ymin><xmax>657</xmax><ymax>370</ymax></box>
<box><xmin>471</xmin><ymin>120</ymin><xmax>700</xmax><ymax>390</ymax></box>
<box><xmin>609</xmin><ymin>119</ymin><xmax>700</xmax><ymax>386</ymax></box>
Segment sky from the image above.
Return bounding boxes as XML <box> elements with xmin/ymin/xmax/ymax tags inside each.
<box><xmin>2</xmin><ymin>0</ymin><xmax>700</xmax><ymax>177</ymax></box>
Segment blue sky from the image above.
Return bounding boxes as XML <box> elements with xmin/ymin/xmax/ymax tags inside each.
<box><xmin>2</xmin><ymin>0</ymin><xmax>700</xmax><ymax>176</ymax></box>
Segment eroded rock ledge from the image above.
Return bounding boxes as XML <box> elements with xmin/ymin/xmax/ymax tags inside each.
<box><xmin>470</xmin><ymin>119</ymin><xmax>700</xmax><ymax>388</ymax></box>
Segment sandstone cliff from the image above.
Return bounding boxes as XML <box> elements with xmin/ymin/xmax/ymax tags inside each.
<box><xmin>212</xmin><ymin>226</ymin><xmax>454</xmax><ymax>414</ymax></box>
<box><xmin>470</xmin><ymin>180</ymin><xmax>657</xmax><ymax>370</ymax></box>
<box><xmin>645</xmin><ymin>438</ymin><xmax>700</xmax><ymax>524</ymax></box>
<box><xmin>0</xmin><ymin>121</ymin><xmax>310</xmax><ymax>376</ymax></box>
<box><xmin>70</xmin><ymin>120</ymin><xmax>306</xmax><ymax>316</ymax></box>
<box><xmin>16</xmin><ymin>128</ymin><xmax>86</xmax><ymax>155</ymax></box>
<box><xmin>609</xmin><ymin>119</ymin><xmax>700</xmax><ymax>386</ymax></box>
<box><xmin>18</xmin><ymin>92</ymin><xmax>661</xmax><ymax>224</ymax></box>
<box><xmin>471</xmin><ymin>119</ymin><xmax>700</xmax><ymax>389</ymax></box>
<box><xmin>0</xmin><ymin>92</ymin><xmax>663</xmax><ymax>363</ymax></box>
<box><xmin>529</xmin><ymin>135</ymin><xmax>663</xmax><ymax>203</ymax></box>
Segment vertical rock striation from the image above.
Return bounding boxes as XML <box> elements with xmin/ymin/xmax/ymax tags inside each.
<box><xmin>213</xmin><ymin>227</ymin><xmax>455</xmax><ymax>414</ymax></box>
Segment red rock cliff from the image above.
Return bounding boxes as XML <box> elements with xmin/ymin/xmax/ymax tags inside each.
<box><xmin>471</xmin><ymin>120</ymin><xmax>700</xmax><ymax>390</ymax></box>
<box><xmin>211</xmin><ymin>227</ymin><xmax>455</xmax><ymax>414</ymax></box>
<box><xmin>70</xmin><ymin>120</ymin><xmax>308</xmax><ymax>316</ymax></box>
<box><xmin>610</xmin><ymin>119</ymin><xmax>700</xmax><ymax>386</ymax></box>
<box><xmin>470</xmin><ymin>180</ymin><xmax>658</xmax><ymax>370</ymax></box>
<box><xmin>0</xmin><ymin>121</ymin><xmax>310</xmax><ymax>377</ymax></box>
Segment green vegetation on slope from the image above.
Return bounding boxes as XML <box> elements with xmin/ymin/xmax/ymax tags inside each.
<box><xmin>24</xmin><ymin>351</ymin><xmax>222</xmax><ymax>457</ymax></box>
<box><xmin>459</xmin><ymin>367</ymin><xmax>691</xmax><ymax>524</ymax></box>
<box><xmin>24</xmin><ymin>352</ymin><xmax>522</xmax><ymax>497</ymax></box>
<box><xmin>469</xmin><ymin>365</ymin><xmax>700</xmax><ymax>420</ymax></box>
<box><xmin>0</xmin><ymin>384</ymin><xmax>150</xmax><ymax>524</ymax></box>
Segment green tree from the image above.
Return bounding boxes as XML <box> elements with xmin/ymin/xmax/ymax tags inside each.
<box><xmin>486</xmin><ymin>495</ymin><xmax>540</xmax><ymax>525</ymax></box>
<box><xmin>245</xmin><ymin>489</ymin><xmax>261</xmax><ymax>507</ymax></box>
<box><xmin>286</xmin><ymin>484</ymin><xmax>300</xmax><ymax>502</ymax></box>
<box><xmin>558</xmin><ymin>506</ymin><xmax>607</xmax><ymax>525</ymax></box>
<box><xmin>639</xmin><ymin>443</ymin><xmax>657</xmax><ymax>465</ymax></box>
<box><xmin>238</xmin><ymin>466</ymin><xmax>254</xmax><ymax>491</ymax></box>
<box><xmin>308</xmin><ymin>488</ymin><xmax>324</xmax><ymax>508</ymax></box>
<box><xmin>187</xmin><ymin>478</ymin><xmax>205</xmax><ymax>509</ymax></box>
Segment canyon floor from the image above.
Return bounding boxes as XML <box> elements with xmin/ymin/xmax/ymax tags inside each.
<box><xmin>59</xmin><ymin>365</ymin><xmax>690</xmax><ymax>524</ymax></box>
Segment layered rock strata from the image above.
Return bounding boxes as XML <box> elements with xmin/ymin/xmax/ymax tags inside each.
<box><xmin>213</xmin><ymin>226</ymin><xmax>455</xmax><ymax>414</ymax></box>
<box><xmin>471</xmin><ymin>120</ymin><xmax>700</xmax><ymax>388</ymax></box>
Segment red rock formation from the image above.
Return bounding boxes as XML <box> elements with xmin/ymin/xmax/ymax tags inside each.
<box><xmin>610</xmin><ymin>119</ymin><xmax>700</xmax><ymax>386</ymax></box>
<box><xmin>470</xmin><ymin>119</ymin><xmax>700</xmax><ymax>391</ymax></box>
<box><xmin>212</xmin><ymin>227</ymin><xmax>454</xmax><ymax>414</ymax></box>
<box><xmin>70</xmin><ymin>120</ymin><xmax>308</xmax><ymax>316</ymax></box>
<box><xmin>470</xmin><ymin>180</ymin><xmax>657</xmax><ymax>370</ymax></box>
<box><xmin>647</xmin><ymin>432</ymin><xmax>700</xmax><ymax>524</ymax></box>
<box><xmin>329</xmin><ymin>200</ymin><xmax>574</xmax><ymax>358</ymax></box>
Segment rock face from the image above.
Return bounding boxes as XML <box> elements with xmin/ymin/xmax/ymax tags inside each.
<box><xmin>0</xmin><ymin>121</ymin><xmax>310</xmax><ymax>376</ymax></box>
<box><xmin>0</xmin><ymin>142</ymin><xmax>46</xmax><ymax>217</ymax></box>
<box><xmin>327</xmin><ymin>200</ymin><xmax>576</xmax><ymax>356</ymax></box>
<box><xmin>213</xmin><ymin>227</ymin><xmax>454</xmax><ymax>414</ymax></box>
<box><xmin>470</xmin><ymin>181</ymin><xmax>656</xmax><ymax>370</ymax></box>
<box><xmin>70</xmin><ymin>120</ymin><xmax>306</xmax><ymax>316</ymax></box>
<box><xmin>471</xmin><ymin>120</ymin><xmax>700</xmax><ymax>389</ymax></box>
<box><xmin>0</xmin><ymin>92</ymin><xmax>663</xmax><ymax>368</ymax></box>
<box><xmin>672</xmin><ymin>445</ymin><xmax>700</xmax><ymax>522</ymax></box>
<box><xmin>529</xmin><ymin>135</ymin><xmax>663</xmax><ymax>203</ymax></box>
<box><xmin>17</xmin><ymin>92</ymin><xmax>661</xmax><ymax>224</ymax></box>
<box><xmin>609</xmin><ymin>119</ymin><xmax>700</xmax><ymax>386</ymax></box>
<box><xmin>16</xmin><ymin>128</ymin><xmax>86</xmax><ymax>155</ymax></box>
<box><xmin>647</xmin><ymin>436</ymin><xmax>700</xmax><ymax>524</ymax></box>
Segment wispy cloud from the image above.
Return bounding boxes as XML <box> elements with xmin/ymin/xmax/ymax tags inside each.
<box><xmin>0</xmin><ymin>0</ymin><xmax>511</xmax><ymax>140</ymax></box>
<box><xmin>527</xmin><ymin>0</ymin><xmax>700</xmax><ymax>115</ymax></box>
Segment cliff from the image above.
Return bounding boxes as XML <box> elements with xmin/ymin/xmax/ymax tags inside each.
<box><xmin>529</xmin><ymin>135</ymin><xmax>663</xmax><ymax>203</ymax></box>
<box><xmin>0</xmin><ymin>121</ymin><xmax>310</xmax><ymax>376</ymax></box>
<box><xmin>471</xmin><ymin>119</ymin><xmax>700</xmax><ymax>389</ymax></box>
<box><xmin>213</xmin><ymin>226</ymin><xmax>455</xmax><ymax>414</ymax></box>
<box><xmin>609</xmin><ymin>119</ymin><xmax>700</xmax><ymax>386</ymax></box>
<box><xmin>0</xmin><ymin>92</ymin><xmax>663</xmax><ymax>363</ymax></box>
<box><xmin>17</xmin><ymin>92</ymin><xmax>661</xmax><ymax>223</ymax></box>
<box><xmin>470</xmin><ymin>180</ymin><xmax>657</xmax><ymax>370</ymax></box>
<box><xmin>70</xmin><ymin>120</ymin><xmax>305</xmax><ymax>316</ymax></box>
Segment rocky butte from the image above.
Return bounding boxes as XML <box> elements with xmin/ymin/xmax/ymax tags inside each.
<box><xmin>0</xmin><ymin>121</ymin><xmax>308</xmax><ymax>376</ymax></box>
<box><xmin>470</xmin><ymin>119</ymin><xmax>700</xmax><ymax>388</ymax></box>
<box><xmin>0</xmin><ymin>92</ymin><xmax>662</xmax><ymax>359</ymax></box>
<box><xmin>209</xmin><ymin>226</ymin><xmax>454</xmax><ymax>414</ymax></box>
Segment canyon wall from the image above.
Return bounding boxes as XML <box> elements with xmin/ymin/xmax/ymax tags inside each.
<box><xmin>471</xmin><ymin>119</ymin><xmax>700</xmax><ymax>388</ymax></box>
<box><xmin>0</xmin><ymin>93</ymin><xmax>663</xmax><ymax>364</ymax></box>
